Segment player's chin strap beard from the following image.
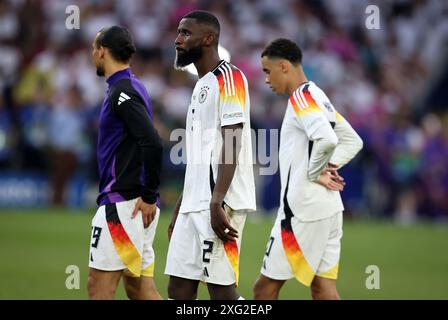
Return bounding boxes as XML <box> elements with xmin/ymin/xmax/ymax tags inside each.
<box><xmin>175</xmin><ymin>47</ymin><xmax>203</xmax><ymax>68</ymax></box>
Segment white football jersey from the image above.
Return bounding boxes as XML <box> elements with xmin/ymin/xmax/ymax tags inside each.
<box><xmin>278</xmin><ymin>81</ymin><xmax>363</xmax><ymax>221</ymax></box>
<box><xmin>179</xmin><ymin>60</ymin><xmax>256</xmax><ymax>213</ymax></box>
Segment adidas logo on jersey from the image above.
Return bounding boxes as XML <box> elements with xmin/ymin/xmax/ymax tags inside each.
<box><xmin>118</xmin><ymin>92</ymin><xmax>131</xmax><ymax>106</ymax></box>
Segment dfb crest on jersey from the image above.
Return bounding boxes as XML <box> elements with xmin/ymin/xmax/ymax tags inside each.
<box><xmin>199</xmin><ymin>89</ymin><xmax>208</xmax><ymax>103</ymax></box>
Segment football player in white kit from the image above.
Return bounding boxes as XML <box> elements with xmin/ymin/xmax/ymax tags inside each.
<box><xmin>165</xmin><ymin>11</ymin><xmax>256</xmax><ymax>300</ymax></box>
<box><xmin>253</xmin><ymin>39</ymin><xmax>363</xmax><ymax>300</ymax></box>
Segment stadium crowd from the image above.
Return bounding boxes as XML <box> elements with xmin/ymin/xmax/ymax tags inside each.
<box><xmin>0</xmin><ymin>0</ymin><xmax>447</xmax><ymax>220</ymax></box>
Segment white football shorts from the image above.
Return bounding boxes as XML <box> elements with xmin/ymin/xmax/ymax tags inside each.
<box><xmin>165</xmin><ymin>204</ymin><xmax>246</xmax><ymax>286</ymax></box>
<box><xmin>261</xmin><ymin>211</ymin><xmax>343</xmax><ymax>286</ymax></box>
<box><xmin>88</xmin><ymin>198</ymin><xmax>160</xmax><ymax>277</ymax></box>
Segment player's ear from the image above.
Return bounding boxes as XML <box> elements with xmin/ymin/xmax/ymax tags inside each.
<box><xmin>203</xmin><ymin>33</ymin><xmax>214</xmax><ymax>47</ymax></box>
<box><xmin>279</xmin><ymin>60</ymin><xmax>289</xmax><ymax>73</ymax></box>
<box><xmin>99</xmin><ymin>46</ymin><xmax>106</xmax><ymax>59</ymax></box>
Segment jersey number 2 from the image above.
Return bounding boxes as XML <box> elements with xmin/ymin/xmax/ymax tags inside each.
<box><xmin>202</xmin><ymin>240</ymin><xmax>214</xmax><ymax>263</ymax></box>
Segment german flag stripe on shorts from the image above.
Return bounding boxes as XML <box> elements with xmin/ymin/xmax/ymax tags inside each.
<box><xmin>224</xmin><ymin>240</ymin><xmax>240</xmax><ymax>286</ymax></box>
<box><xmin>105</xmin><ymin>203</ymin><xmax>142</xmax><ymax>276</ymax></box>
<box><xmin>280</xmin><ymin>170</ymin><xmax>315</xmax><ymax>286</ymax></box>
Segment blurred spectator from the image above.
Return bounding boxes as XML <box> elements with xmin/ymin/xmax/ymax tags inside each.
<box><xmin>418</xmin><ymin>113</ymin><xmax>448</xmax><ymax>219</ymax></box>
<box><xmin>18</xmin><ymin>82</ymin><xmax>51</xmax><ymax>171</ymax></box>
<box><xmin>48</xmin><ymin>85</ymin><xmax>87</xmax><ymax>205</ymax></box>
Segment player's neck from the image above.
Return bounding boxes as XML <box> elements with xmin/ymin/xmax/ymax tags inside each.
<box><xmin>194</xmin><ymin>50</ymin><xmax>221</xmax><ymax>78</ymax></box>
<box><xmin>287</xmin><ymin>68</ymin><xmax>308</xmax><ymax>96</ymax></box>
<box><xmin>105</xmin><ymin>62</ymin><xmax>131</xmax><ymax>80</ymax></box>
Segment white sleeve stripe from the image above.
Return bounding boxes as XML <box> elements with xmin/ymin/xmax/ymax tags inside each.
<box><xmin>223</xmin><ymin>64</ymin><xmax>235</xmax><ymax>96</ymax></box>
<box><xmin>219</xmin><ymin>67</ymin><xmax>230</xmax><ymax>96</ymax></box>
<box><xmin>298</xmin><ymin>88</ymin><xmax>308</xmax><ymax>108</ymax></box>
<box><xmin>292</xmin><ymin>91</ymin><xmax>300</xmax><ymax>109</ymax></box>
<box><xmin>218</xmin><ymin>67</ymin><xmax>229</xmax><ymax>96</ymax></box>
<box><xmin>226</xmin><ymin>64</ymin><xmax>235</xmax><ymax>96</ymax></box>
<box><xmin>294</xmin><ymin>90</ymin><xmax>305</xmax><ymax>110</ymax></box>
<box><xmin>298</xmin><ymin>90</ymin><xmax>308</xmax><ymax>109</ymax></box>
<box><xmin>292</xmin><ymin>91</ymin><xmax>301</xmax><ymax>109</ymax></box>
<box><xmin>222</xmin><ymin>64</ymin><xmax>232</xmax><ymax>96</ymax></box>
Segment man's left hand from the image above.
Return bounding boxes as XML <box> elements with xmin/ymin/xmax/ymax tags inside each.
<box><xmin>131</xmin><ymin>197</ymin><xmax>157</xmax><ymax>228</ymax></box>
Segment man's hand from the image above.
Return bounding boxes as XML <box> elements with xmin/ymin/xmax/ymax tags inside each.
<box><xmin>131</xmin><ymin>197</ymin><xmax>157</xmax><ymax>228</ymax></box>
<box><xmin>210</xmin><ymin>203</ymin><xmax>238</xmax><ymax>243</ymax></box>
<box><xmin>316</xmin><ymin>166</ymin><xmax>345</xmax><ymax>191</ymax></box>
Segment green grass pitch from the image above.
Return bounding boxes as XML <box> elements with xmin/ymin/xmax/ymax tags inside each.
<box><xmin>0</xmin><ymin>209</ymin><xmax>447</xmax><ymax>299</ymax></box>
